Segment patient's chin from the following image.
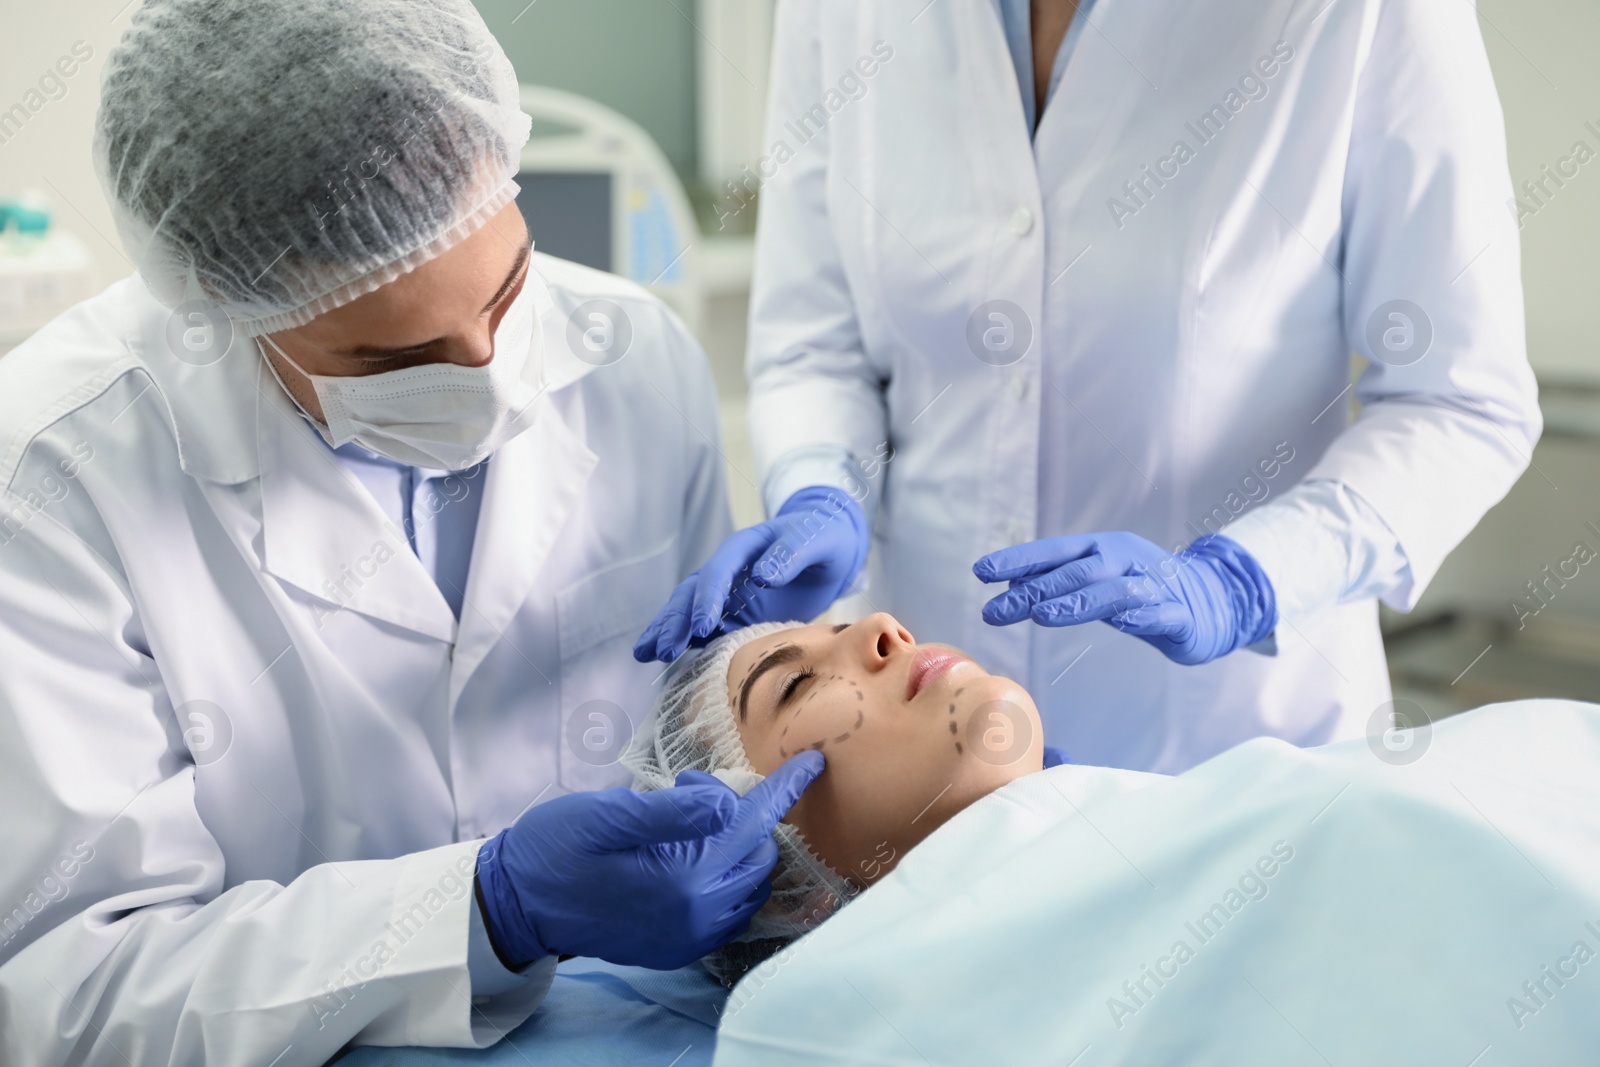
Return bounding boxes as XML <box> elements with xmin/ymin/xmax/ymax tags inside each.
<box><xmin>955</xmin><ymin>679</ymin><xmax>1043</xmax><ymax>771</ymax></box>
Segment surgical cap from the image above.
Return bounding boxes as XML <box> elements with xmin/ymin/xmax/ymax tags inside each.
<box><xmin>95</xmin><ymin>0</ymin><xmax>532</xmax><ymax>336</ymax></box>
<box><xmin>624</xmin><ymin>623</ymin><xmax>859</xmax><ymax>986</ymax></box>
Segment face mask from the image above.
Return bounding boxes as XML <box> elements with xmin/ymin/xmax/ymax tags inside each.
<box><xmin>262</xmin><ymin>273</ymin><xmax>541</xmax><ymax>470</ymax></box>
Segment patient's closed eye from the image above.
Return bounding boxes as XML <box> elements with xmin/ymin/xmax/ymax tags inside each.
<box><xmin>778</xmin><ymin>669</ymin><xmax>816</xmax><ymax>708</ymax></box>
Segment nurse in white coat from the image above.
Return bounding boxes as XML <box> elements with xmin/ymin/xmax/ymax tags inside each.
<box><xmin>0</xmin><ymin>2</ymin><xmax>821</xmax><ymax>1064</ymax></box>
<box><xmin>640</xmin><ymin>0</ymin><xmax>1541</xmax><ymax>773</ymax></box>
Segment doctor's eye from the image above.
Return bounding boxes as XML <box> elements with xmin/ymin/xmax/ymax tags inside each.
<box><xmin>358</xmin><ymin>351</ymin><xmax>418</xmax><ymax>368</ymax></box>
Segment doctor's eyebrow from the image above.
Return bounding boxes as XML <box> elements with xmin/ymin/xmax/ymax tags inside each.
<box><xmin>340</xmin><ymin>242</ymin><xmax>530</xmax><ymax>360</ymax></box>
<box><xmin>480</xmin><ymin>241</ymin><xmax>531</xmax><ymax>313</ymax></box>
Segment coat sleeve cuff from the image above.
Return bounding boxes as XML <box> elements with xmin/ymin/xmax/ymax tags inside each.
<box><xmin>467</xmin><ymin>868</ymin><xmax>544</xmax><ymax>997</ymax></box>
<box><xmin>1221</xmin><ymin>479</ymin><xmax>1414</xmax><ymax>629</ymax></box>
<box><xmin>761</xmin><ymin>446</ymin><xmax>873</xmax><ymax>523</ymax></box>
<box><xmin>368</xmin><ymin>841</ymin><xmax>554</xmax><ymax>1049</ymax></box>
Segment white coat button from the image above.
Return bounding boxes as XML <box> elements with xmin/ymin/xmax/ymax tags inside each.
<box><xmin>1009</xmin><ymin>370</ymin><xmax>1028</xmax><ymax>399</ymax></box>
<box><xmin>1006</xmin><ymin>520</ymin><xmax>1029</xmax><ymax>544</ymax></box>
<box><xmin>1009</xmin><ymin>207</ymin><xmax>1034</xmax><ymax>236</ymax></box>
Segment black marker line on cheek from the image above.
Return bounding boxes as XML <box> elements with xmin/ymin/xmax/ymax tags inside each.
<box><xmin>948</xmin><ymin>721</ymin><xmax>957</xmax><ymax>734</ymax></box>
<box><xmin>954</xmin><ymin>741</ymin><xmax>964</xmax><ymax>753</ymax></box>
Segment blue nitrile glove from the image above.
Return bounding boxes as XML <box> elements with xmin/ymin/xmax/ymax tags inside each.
<box><xmin>974</xmin><ymin>532</ymin><xmax>1276</xmax><ymax>666</ymax></box>
<box><xmin>475</xmin><ymin>752</ymin><xmax>825</xmax><ymax>971</ymax></box>
<box><xmin>1043</xmin><ymin>746</ymin><xmax>1072</xmax><ymax>768</ymax></box>
<box><xmin>634</xmin><ymin>486</ymin><xmax>870</xmax><ymax>663</ymax></box>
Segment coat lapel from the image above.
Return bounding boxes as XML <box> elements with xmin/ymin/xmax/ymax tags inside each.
<box><xmin>448</xmin><ymin>390</ymin><xmax>598</xmax><ymax>706</ymax></box>
<box><xmin>256</xmin><ymin>368</ymin><xmax>458</xmax><ymax>644</ymax></box>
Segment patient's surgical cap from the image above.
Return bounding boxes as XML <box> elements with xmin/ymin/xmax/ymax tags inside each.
<box><xmin>94</xmin><ymin>0</ymin><xmax>532</xmax><ymax>335</ymax></box>
<box><xmin>624</xmin><ymin>623</ymin><xmax>859</xmax><ymax>985</ymax></box>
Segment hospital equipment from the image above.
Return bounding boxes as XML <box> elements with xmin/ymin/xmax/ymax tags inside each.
<box><xmin>516</xmin><ymin>86</ymin><xmax>703</xmax><ymax>335</ymax></box>
<box><xmin>636</xmin><ymin>487</ymin><xmax>869</xmax><ymax>663</ymax></box>
<box><xmin>474</xmin><ymin>749</ymin><xmax>823</xmax><ymax>971</ymax></box>
<box><xmin>975</xmin><ymin>531</ymin><xmax>1277</xmax><ymax>664</ymax></box>
<box><xmin>94</xmin><ymin>0</ymin><xmax>531</xmax><ymax>334</ymax></box>
<box><xmin>624</xmin><ymin>623</ymin><xmax>856</xmax><ymax>982</ymax></box>
<box><xmin>0</xmin><ymin>195</ymin><xmax>93</xmax><ymax>354</ymax></box>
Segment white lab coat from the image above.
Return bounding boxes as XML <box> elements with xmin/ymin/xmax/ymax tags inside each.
<box><xmin>748</xmin><ymin>0</ymin><xmax>1540</xmax><ymax>772</ymax></box>
<box><xmin>0</xmin><ymin>254</ymin><xmax>731</xmax><ymax>1065</ymax></box>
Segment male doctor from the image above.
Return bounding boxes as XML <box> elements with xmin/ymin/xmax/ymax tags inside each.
<box><xmin>0</xmin><ymin>1</ymin><xmax>821</xmax><ymax>1063</ymax></box>
<box><xmin>640</xmin><ymin>0</ymin><xmax>1542</xmax><ymax>772</ymax></box>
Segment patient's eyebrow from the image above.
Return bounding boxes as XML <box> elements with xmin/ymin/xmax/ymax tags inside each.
<box><xmin>739</xmin><ymin>644</ymin><xmax>803</xmax><ymax>722</ymax></box>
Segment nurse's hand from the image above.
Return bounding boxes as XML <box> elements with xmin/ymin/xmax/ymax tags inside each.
<box><xmin>973</xmin><ymin>532</ymin><xmax>1277</xmax><ymax>666</ymax></box>
<box><xmin>634</xmin><ymin>486</ymin><xmax>870</xmax><ymax>663</ymax></box>
<box><xmin>474</xmin><ymin>752</ymin><xmax>825</xmax><ymax>971</ymax></box>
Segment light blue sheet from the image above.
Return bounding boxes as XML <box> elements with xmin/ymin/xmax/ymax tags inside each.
<box><xmin>714</xmin><ymin>699</ymin><xmax>1600</xmax><ymax>1065</ymax></box>
<box><xmin>337</xmin><ymin>958</ymin><xmax>727</xmax><ymax>1066</ymax></box>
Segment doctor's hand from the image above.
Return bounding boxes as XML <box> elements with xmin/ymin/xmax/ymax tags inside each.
<box><xmin>634</xmin><ymin>486</ymin><xmax>870</xmax><ymax>663</ymax></box>
<box><xmin>475</xmin><ymin>751</ymin><xmax>825</xmax><ymax>971</ymax></box>
<box><xmin>973</xmin><ymin>532</ymin><xmax>1277</xmax><ymax>666</ymax></box>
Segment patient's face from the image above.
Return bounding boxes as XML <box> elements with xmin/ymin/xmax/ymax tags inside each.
<box><xmin>728</xmin><ymin>612</ymin><xmax>1043</xmax><ymax>888</ymax></box>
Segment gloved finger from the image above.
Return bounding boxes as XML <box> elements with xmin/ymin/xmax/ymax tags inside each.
<box><xmin>972</xmin><ymin>534</ymin><xmax>1098</xmax><ymax>584</ymax></box>
<box><xmin>979</xmin><ymin>586</ymin><xmax>1031</xmax><ymax>626</ymax></box>
<box><xmin>717</xmin><ymin>834</ymin><xmax>781</xmax><ymax>897</ymax></box>
<box><xmin>1042</xmin><ymin>745</ymin><xmax>1072</xmax><ymax>768</ymax></box>
<box><xmin>674</xmin><ymin>769</ymin><xmax>735</xmax><ymax>793</ymax></box>
<box><xmin>634</xmin><ymin>575</ymin><xmax>698</xmax><ymax>662</ymax></box>
<box><xmin>980</xmin><ymin>552</ymin><xmax>1118</xmax><ymax>625</ymax></box>
<box><xmin>586</xmin><ymin>785</ymin><xmax>739</xmax><ymax>851</ymax></box>
<box><xmin>653</xmin><ymin>578</ymin><xmax>708</xmax><ymax>663</ymax></box>
<box><xmin>697</xmin><ymin>880</ymin><xmax>775</xmax><ymax>955</ymax></box>
<box><xmin>1030</xmin><ymin>576</ymin><xmax>1175</xmax><ymax>628</ymax></box>
<box><xmin>1107</xmin><ymin>599</ymin><xmax>1192</xmax><ymax>638</ymax></box>
<box><xmin>702</xmin><ymin>842</ymin><xmax>781</xmax><ymax>937</ymax></box>
<box><xmin>689</xmin><ymin>526</ymin><xmax>777</xmax><ymax>639</ymax></box>
<box><xmin>748</xmin><ymin>516</ymin><xmax>849</xmax><ymax>588</ymax></box>
<box><xmin>722</xmin><ymin>751</ymin><xmax>826</xmax><ymax>850</ymax></box>
<box><xmin>722</xmin><ymin>894</ymin><xmax>775</xmax><ymax>938</ymax></box>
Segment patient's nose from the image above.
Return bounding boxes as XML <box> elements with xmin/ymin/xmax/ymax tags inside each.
<box><xmin>847</xmin><ymin>612</ymin><xmax>914</xmax><ymax>671</ymax></box>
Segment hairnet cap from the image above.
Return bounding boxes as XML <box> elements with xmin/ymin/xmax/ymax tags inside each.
<box><xmin>95</xmin><ymin>0</ymin><xmax>532</xmax><ymax>335</ymax></box>
<box><xmin>623</xmin><ymin>623</ymin><xmax>859</xmax><ymax>986</ymax></box>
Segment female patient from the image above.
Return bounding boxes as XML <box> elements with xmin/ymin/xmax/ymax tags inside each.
<box><xmin>625</xmin><ymin>612</ymin><xmax>1050</xmax><ymax>980</ymax></box>
<box><xmin>629</xmin><ymin>609</ymin><xmax>1600</xmax><ymax>1053</ymax></box>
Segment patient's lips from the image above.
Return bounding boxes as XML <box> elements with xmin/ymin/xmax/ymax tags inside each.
<box><xmin>906</xmin><ymin>646</ymin><xmax>971</xmax><ymax>701</ymax></box>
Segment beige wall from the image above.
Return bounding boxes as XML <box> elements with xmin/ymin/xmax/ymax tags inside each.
<box><xmin>1483</xmin><ymin>0</ymin><xmax>1600</xmax><ymax>382</ymax></box>
<box><xmin>4</xmin><ymin>2</ymin><xmax>1600</xmax><ymax>584</ymax></box>
<box><xmin>0</xmin><ymin>4</ymin><xmax>134</xmax><ymax>291</ymax></box>
<box><xmin>6</xmin><ymin>2</ymin><xmax>1597</xmax><ymax>356</ymax></box>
